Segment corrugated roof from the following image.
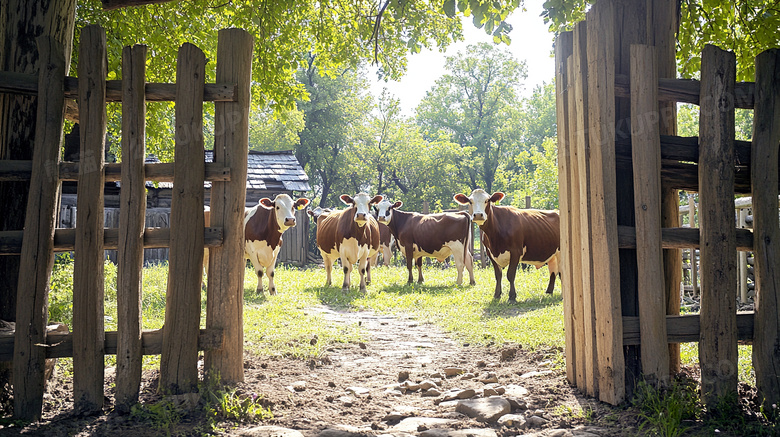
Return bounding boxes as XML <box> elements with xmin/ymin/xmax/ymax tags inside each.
<box><xmin>145</xmin><ymin>150</ymin><xmax>310</xmax><ymax>192</ymax></box>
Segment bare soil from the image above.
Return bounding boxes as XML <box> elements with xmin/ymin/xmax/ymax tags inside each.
<box><xmin>2</xmin><ymin>306</ymin><xmax>644</xmax><ymax>437</ymax></box>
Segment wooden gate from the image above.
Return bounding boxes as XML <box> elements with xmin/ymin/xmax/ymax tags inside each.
<box><xmin>0</xmin><ymin>25</ymin><xmax>253</xmax><ymax>420</ymax></box>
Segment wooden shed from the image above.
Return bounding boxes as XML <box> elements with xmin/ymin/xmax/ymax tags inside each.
<box><xmin>60</xmin><ymin>149</ymin><xmax>311</xmax><ymax>266</ymax></box>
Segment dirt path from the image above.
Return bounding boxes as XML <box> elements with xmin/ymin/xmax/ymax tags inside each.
<box><xmin>2</xmin><ymin>306</ymin><xmax>634</xmax><ymax>437</ymax></box>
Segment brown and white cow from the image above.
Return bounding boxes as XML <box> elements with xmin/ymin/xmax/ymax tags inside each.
<box><xmin>374</xmin><ymin>198</ymin><xmax>475</xmax><ymax>286</ymax></box>
<box><xmin>454</xmin><ymin>189</ymin><xmax>560</xmax><ymax>301</ymax></box>
<box><xmin>369</xmin><ymin>220</ymin><xmax>394</xmax><ymax>267</ymax></box>
<box><xmin>205</xmin><ymin>194</ymin><xmax>310</xmax><ymax>295</ymax></box>
<box><xmin>310</xmin><ymin>193</ymin><xmax>382</xmax><ymax>292</ymax></box>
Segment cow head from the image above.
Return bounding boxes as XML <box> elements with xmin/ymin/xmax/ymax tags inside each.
<box><xmin>341</xmin><ymin>193</ymin><xmax>383</xmax><ymax>227</ymax></box>
<box><xmin>373</xmin><ymin>198</ymin><xmax>403</xmax><ymax>225</ymax></box>
<box><xmin>453</xmin><ymin>189</ymin><xmax>505</xmax><ymax>225</ymax></box>
<box><xmin>259</xmin><ymin>194</ymin><xmax>311</xmax><ymax>231</ymax></box>
<box><xmin>307</xmin><ymin>206</ymin><xmax>332</xmax><ymax>221</ymax></box>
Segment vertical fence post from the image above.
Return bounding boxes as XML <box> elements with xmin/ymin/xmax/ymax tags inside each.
<box><xmin>751</xmin><ymin>48</ymin><xmax>780</xmax><ymax>412</ymax></box>
<box><xmin>73</xmin><ymin>24</ymin><xmax>107</xmax><ymax>415</ymax></box>
<box><xmin>115</xmin><ymin>44</ymin><xmax>147</xmax><ymax>411</ymax></box>
<box><xmin>585</xmin><ymin>0</ymin><xmax>625</xmax><ymax>405</ymax></box>
<box><xmin>629</xmin><ymin>43</ymin><xmax>670</xmax><ymax>387</ymax></box>
<box><xmin>12</xmin><ymin>36</ymin><xmax>66</xmax><ymax>421</ymax></box>
<box><xmin>698</xmin><ymin>44</ymin><xmax>737</xmax><ymax>408</ymax></box>
<box><xmin>572</xmin><ymin>21</ymin><xmax>598</xmax><ymax>398</ymax></box>
<box><xmin>161</xmin><ymin>43</ymin><xmax>206</xmax><ymax>394</ymax></box>
<box><xmin>554</xmin><ymin>31</ymin><xmax>575</xmax><ymax>386</ymax></box>
<box><xmin>737</xmin><ymin>208</ymin><xmax>748</xmax><ymax>304</ymax></box>
<box><xmin>205</xmin><ymin>28</ymin><xmax>253</xmax><ymax>383</ymax></box>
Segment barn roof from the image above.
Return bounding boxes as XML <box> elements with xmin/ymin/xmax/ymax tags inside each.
<box><xmin>145</xmin><ymin>150</ymin><xmax>310</xmax><ymax>193</ymax></box>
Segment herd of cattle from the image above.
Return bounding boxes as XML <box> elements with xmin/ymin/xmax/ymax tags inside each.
<box><xmin>224</xmin><ymin>189</ymin><xmax>561</xmax><ymax>303</ymax></box>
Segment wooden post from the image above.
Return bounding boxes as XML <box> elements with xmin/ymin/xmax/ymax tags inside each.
<box><xmin>160</xmin><ymin>43</ymin><xmax>206</xmax><ymax>394</ymax></box>
<box><xmin>698</xmin><ymin>44</ymin><xmax>737</xmax><ymax>408</ymax></box>
<box><xmin>573</xmin><ymin>21</ymin><xmax>598</xmax><ymax>398</ymax></box>
<box><xmin>73</xmin><ymin>25</ymin><xmax>107</xmax><ymax>415</ymax></box>
<box><xmin>585</xmin><ymin>0</ymin><xmax>625</xmax><ymax>405</ymax></box>
<box><xmin>737</xmin><ymin>208</ymin><xmax>748</xmax><ymax>304</ymax></box>
<box><xmin>205</xmin><ymin>28</ymin><xmax>253</xmax><ymax>384</ymax></box>
<box><xmin>12</xmin><ymin>36</ymin><xmax>65</xmax><ymax>421</ymax></box>
<box><xmin>751</xmin><ymin>48</ymin><xmax>780</xmax><ymax>412</ymax></box>
<box><xmin>115</xmin><ymin>44</ymin><xmax>147</xmax><ymax>412</ymax></box>
<box><xmin>629</xmin><ymin>44</ymin><xmax>669</xmax><ymax>387</ymax></box>
<box><xmin>524</xmin><ymin>196</ymin><xmax>531</xmax><ymax>209</ymax></box>
<box><xmin>554</xmin><ymin>31</ymin><xmax>575</xmax><ymax>386</ymax></box>
<box><xmin>566</xmin><ymin>55</ymin><xmax>586</xmax><ymax>391</ymax></box>
<box><xmin>688</xmin><ymin>193</ymin><xmax>699</xmax><ymax>297</ymax></box>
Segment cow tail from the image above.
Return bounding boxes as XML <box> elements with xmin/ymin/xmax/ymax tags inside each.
<box><xmin>461</xmin><ymin>211</ymin><xmax>471</xmax><ymax>267</ymax></box>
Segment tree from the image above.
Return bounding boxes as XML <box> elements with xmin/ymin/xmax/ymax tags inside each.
<box><xmin>416</xmin><ymin>42</ymin><xmax>528</xmax><ymax>193</ymax></box>
<box><xmin>541</xmin><ymin>0</ymin><xmax>780</xmax><ymax>81</ymax></box>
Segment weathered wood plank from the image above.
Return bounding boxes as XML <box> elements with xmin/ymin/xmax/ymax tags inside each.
<box><xmin>12</xmin><ymin>36</ymin><xmax>66</xmax><ymax>421</ymax></box>
<box><xmin>554</xmin><ymin>31</ymin><xmax>576</xmax><ymax>386</ymax></box>
<box><xmin>623</xmin><ymin>313</ymin><xmax>755</xmax><ymax>345</ymax></box>
<box><xmin>616</xmin><ymin>226</ymin><xmax>754</xmax><ymax>251</ymax></box>
<box><xmin>72</xmin><ymin>25</ymin><xmax>107</xmax><ymax>415</ymax></box>
<box><xmin>205</xmin><ymin>28</ymin><xmax>253</xmax><ymax>384</ymax></box>
<box><xmin>698</xmin><ymin>44</ymin><xmax>738</xmax><ymax>407</ymax></box>
<box><xmin>614</xmin><ymin>74</ymin><xmax>755</xmax><ymax>108</ymax></box>
<box><xmin>573</xmin><ymin>22</ymin><xmax>598</xmax><ymax>397</ymax></box>
<box><xmin>751</xmin><ymin>48</ymin><xmax>780</xmax><ymax>410</ymax></box>
<box><xmin>586</xmin><ymin>0</ymin><xmax>625</xmax><ymax>405</ymax></box>
<box><xmin>0</xmin><ymin>161</ymin><xmax>231</xmax><ymax>182</ymax></box>
<box><xmin>160</xmin><ymin>43</ymin><xmax>206</xmax><ymax>395</ymax></box>
<box><xmin>629</xmin><ymin>43</ymin><xmax>669</xmax><ymax>386</ymax></box>
<box><xmin>115</xmin><ymin>44</ymin><xmax>147</xmax><ymax>412</ymax></box>
<box><xmin>0</xmin><ymin>328</ymin><xmax>224</xmax><ymax>361</ymax></box>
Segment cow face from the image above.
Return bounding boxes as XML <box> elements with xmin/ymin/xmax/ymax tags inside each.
<box><xmin>453</xmin><ymin>189</ymin><xmax>505</xmax><ymax>225</ymax></box>
<box><xmin>259</xmin><ymin>194</ymin><xmax>311</xmax><ymax>231</ymax></box>
<box><xmin>373</xmin><ymin>199</ymin><xmax>403</xmax><ymax>225</ymax></box>
<box><xmin>341</xmin><ymin>193</ymin><xmax>383</xmax><ymax>227</ymax></box>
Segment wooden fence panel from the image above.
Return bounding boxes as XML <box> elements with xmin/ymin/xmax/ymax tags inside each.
<box><xmin>630</xmin><ymin>44</ymin><xmax>669</xmax><ymax>386</ymax></box>
<box><xmin>585</xmin><ymin>0</ymin><xmax>625</xmax><ymax>405</ymax></box>
<box><xmin>72</xmin><ymin>25</ymin><xmax>107</xmax><ymax>415</ymax></box>
<box><xmin>205</xmin><ymin>29</ymin><xmax>253</xmax><ymax>384</ymax></box>
<box><xmin>698</xmin><ymin>44</ymin><xmax>738</xmax><ymax>408</ymax></box>
<box><xmin>751</xmin><ymin>48</ymin><xmax>780</xmax><ymax>410</ymax></box>
<box><xmin>553</xmin><ymin>31</ymin><xmax>575</xmax><ymax>386</ymax></box>
<box><xmin>161</xmin><ymin>43</ymin><xmax>206</xmax><ymax>394</ymax></box>
<box><xmin>115</xmin><ymin>44</ymin><xmax>147</xmax><ymax>412</ymax></box>
<box><xmin>12</xmin><ymin>36</ymin><xmax>66</xmax><ymax>421</ymax></box>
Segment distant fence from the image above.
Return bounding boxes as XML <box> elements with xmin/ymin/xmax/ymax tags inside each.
<box><xmin>0</xmin><ymin>25</ymin><xmax>253</xmax><ymax>420</ymax></box>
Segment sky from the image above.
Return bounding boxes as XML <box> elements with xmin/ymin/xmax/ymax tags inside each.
<box><xmin>368</xmin><ymin>0</ymin><xmax>557</xmax><ymax>117</ymax></box>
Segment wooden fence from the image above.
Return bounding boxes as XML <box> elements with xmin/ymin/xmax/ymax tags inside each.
<box><xmin>555</xmin><ymin>0</ymin><xmax>780</xmax><ymax>409</ymax></box>
<box><xmin>0</xmin><ymin>25</ymin><xmax>253</xmax><ymax>420</ymax></box>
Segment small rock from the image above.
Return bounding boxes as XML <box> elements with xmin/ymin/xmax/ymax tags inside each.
<box><xmin>479</xmin><ymin>372</ymin><xmax>498</xmax><ymax>383</ymax></box>
<box><xmin>328</xmin><ymin>381</ymin><xmax>337</xmax><ymax>388</ymax></box>
<box><xmin>520</xmin><ymin>370</ymin><xmax>553</xmax><ymax>379</ymax></box>
<box><xmin>436</xmin><ymin>400</ymin><xmax>460</xmax><ymax>408</ymax></box>
<box><xmin>291</xmin><ymin>381</ymin><xmax>307</xmax><ymax>391</ymax></box>
<box><xmin>430</xmin><ymin>372</ymin><xmax>445</xmax><ymax>379</ymax></box>
<box><xmin>506</xmin><ymin>397</ymin><xmax>528</xmax><ymax>411</ymax></box>
<box><xmin>390</xmin><ymin>417</ymin><xmax>457</xmax><ymax>433</ymax></box>
<box><xmin>526</xmin><ymin>415</ymin><xmax>549</xmax><ymax>428</ymax></box>
<box><xmin>421</xmin><ymin>388</ymin><xmax>441</xmax><ymax>397</ymax></box>
<box><xmin>483</xmin><ymin>388</ymin><xmax>499</xmax><ymax>397</ymax></box>
<box><xmin>504</xmin><ymin>384</ymin><xmax>529</xmax><ymax>397</ymax></box>
<box><xmin>547</xmin><ymin>430</ymin><xmax>572</xmax><ymax>437</ymax></box>
<box><xmin>439</xmin><ymin>411</ymin><xmax>468</xmax><ymax>419</ymax></box>
<box><xmin>359</xmin><ymin>342</ymin><xmax>367</xmax><ymax>349</ymax></box>
<box><xmin>460</xmin><ymin>372</ymin><xmax>476</xmax><ymax>380</ymax></box>
<box><xmin>398</xmin><ymin>370</ymin><xmax>410</xmax><ymax>382</ymax></box>
<box><xmin>476</xmin><ymin>360</ymin><xmax>487</xmax><ymax>367</ymax></box>
<box><xmin>497</xmin><ymin>413</ymin><xmax>527</xmax><ymax>428</ymax></box>
<box><xmin>442</xmin><ymin>388</ymin><xmax>476</xmax><ymax>401</ymax></box>
<box><xmin>236</xmin><ymin>425</ymin><xmax>305</xmax><ymax>437</ymax></box>
<box><xmin>421</xmin><ymin>429</ymin><xmax>498</xmax><ymax>437</ymax></box>
<box><xmin>346</xmin><ymin>386</ymin><xmax>370</xmax><ymax>396</ymax></box>
<box><xmin>337</xmin><ymin>395</ymin><xmax>357</xmax><ymax>407</ymax></box>
<box><xmin>455</xmin><ymin>397</ymin><xmax>512</xmax><ymax>423</ymax></box>
<box><xmin>500</xmin><ymin>348</ymin><xmax>518</xmax><ymax>361</ymax></box>
<box><xmin>443</xmin><ymin>367</ymin><xmax>465</xmax><ymax>376</ymax></box>
<box><xmin>533</xmin><ymin>409</ymin><xmax>546</xmax><ymax>417</ymax></box>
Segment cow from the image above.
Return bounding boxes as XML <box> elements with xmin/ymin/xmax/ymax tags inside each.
<box><xmin>204</xmin><ymin>193</ymin><xmax>310</xmax><ymax>295</ymax></box>
<box><xmin>369</xmin><ymin>220</ymin><xmax>394</xmax><ymax>267</ymax></box>
<box><xmin>310</xmin><ymin>193</ymin><xmax>382</xmax><ymax>292</ymax></box>
<box><xmin>454</xmin><ymin>189</ymin><xmax>560</xmax><ymax>302</ymax></box>
<box><xmin>373</xmin><ymin>198</ymin><xmax>475</xmax><ymax>286</ymax></box>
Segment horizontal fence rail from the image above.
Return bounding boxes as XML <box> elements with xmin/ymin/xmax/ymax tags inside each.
<box><xmin>622</xmin><ymin>312</ymin><xmax>755</xmax><ymax>345</ymax></box>
<box><xmin>614</xmin><ymin>74</ymin><xmax>755</xmax><ymax>108</ymax></box>
<box><xmin>0</xmin><ymin>161</ymin><xmax>231</xmax><ymax>182</ymax></box>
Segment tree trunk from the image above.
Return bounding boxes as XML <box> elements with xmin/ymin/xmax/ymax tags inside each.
<box><xmin>0</xmin><ymin>0</ymin><xmax>76</xmax><ymax>409</ymax></box>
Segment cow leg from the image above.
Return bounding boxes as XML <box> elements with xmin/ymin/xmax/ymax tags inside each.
<box><xmin>416</xmin><ymin>257</ymin><xmax>424</xmax><ymax>283</ymax></box>
<box><xmin>382</xmin><ymin>245</ymin><xmax>391</xmax><ymax>267</ymax></box>
<box><xmin>267</xmin><ymin>262</ymin><xmax>277</xmax><ymax>295</ymax></box>
<box><xmin>466</xmin><ymin>250</ymin><xmax>476</xmax><ymax>286</ymax></box>
<box><xmin>545</xmin><ymin>252</ymin><xmax>561</xmax><ymax>294</ymax></box>
<box><xmin>322</xmin><ymin>252</ymin><xmax>333</xmax><ymax>286</ymax></box>
<box><xmin>490</xmin><ymin>258</ymin><xmax>503</xmax><ymax>300</ymax></box>
<box><xmin>404</xmin><ymin>248</ymin><xmax>415</xmax><ymax>284</ymax></box>
<box><xmin>506</xmin><ymin>258</ymin><xmax>522</xmax><ymax>303</ymax></box>
<box><xmin>366</xmin><ymin>261</ymin><xmax>372</xmax><ymax>285</ymax></box>
<box><xmin>342</xmin><ymin>262</ymin><xmax>352</xmax><ymax>291</ymax></box>
<box><xmin>248</xmin><ymin>256</ymin><xmax>265</xmax><ymax>294</ymax></box>
<box><xmin>358</xmin><ymin>255</ymin><xmax>369</xmax><ymax>293</ymax></box>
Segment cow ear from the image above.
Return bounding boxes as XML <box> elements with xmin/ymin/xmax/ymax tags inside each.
<box><xmin>307</xmin><ymin>209</ymin><xmax>315</xmax><ymax>217</ymax></box>
<box><xmin>490</xmin><ymin>192</ymin><xmax>505</xmax><ymax>203</ymax></box>
<box><xmin>453</xmin><ymin>194</ymin><xmax>470</xmax><ymax>205</ymax></box>
<box><xmin>295</xmin><ymin>198</ymin><xmax>310</xmax><ymax>210</ymax></box>
<box><xmin>259</xmin><ymin>198</ymin><xmax>274</xmax><ymax>209</ymax></box>
<box><xmin>340</xmin><ymin>194</ymin><xmax>353</xmax><ymax>205</ymax></box>
<box><xmin>370</xmin><ymin>195</ymin><xmax>383</xmax><ymax>205</ymax></box>
<box><xmin>393</xmin><ymin>201</ymin><xmax>403</xmax><ymax>209</ymax></box>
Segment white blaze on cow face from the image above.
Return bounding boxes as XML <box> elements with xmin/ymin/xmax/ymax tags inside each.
<box><xmin>259</xmin><ymin>194</ymin><xmax>310</xmax><ymax>232</ymax></box>
<box><xmin>373</xmin><ymin>198</ymin><xmax>402</xmax><ymax>225</ymax></box>
<box><xmin>341</xmin><ymin>192</ymin><xmax>383</xmax><ymax>227</ymax></box>
<box><xmin>453</xmin><ymin>189</ymin><xmax>505</xmax><ymax>225</ymax></box>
